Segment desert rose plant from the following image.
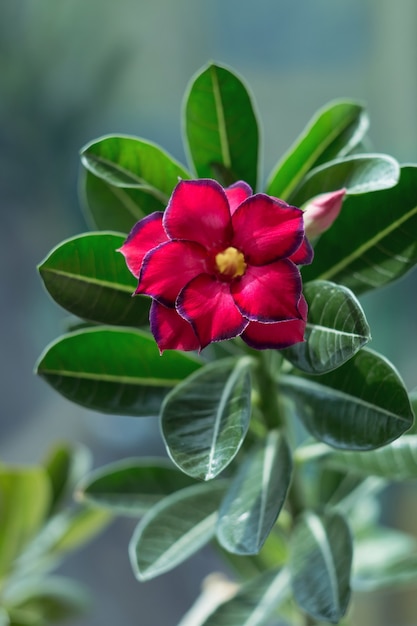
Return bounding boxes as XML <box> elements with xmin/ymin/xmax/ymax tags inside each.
<box><xmin>36</xmin><ymin>63</ymin><xmax>417</xmax><ymax>625</ymax></box>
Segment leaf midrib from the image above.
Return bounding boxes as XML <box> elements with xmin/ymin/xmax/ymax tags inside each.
<box><xmin>317</xmin><ymin>201</ymin><xmax>417</xmax><ymax>282</ymax></box>
<box><xmin>207</xmin><ymin>359</ymin><xmax>250</xmax><ymax>479</ymax></box>
<box><xmin>41</xmin><ymin>267</ymin><xmax>135</xmax><ymax>293</ymax></box>
<box><xmin>244</xmin><ymin>568</ymin><xmax>291</xmax><ymax>626</ymax></box>
<box><xmin>39</xmin><ymin>369</ymin><xmax>179</xmax><ymax>387</ymax></box>
<box><xmin>83</xmin><ymin>153</ymin><xmax>170</xmax><ymax>203</ymax></box>
<box><xmin>256</xmin><ymin>431</ymin><xmax>279</xmax><ymax>548</ymax></box>
<box><xmin>305</xmin><ymin>513</ymin><xmax>340</xmax><ymax>614</ymax></box>
<box><xmin>305</xmin><ymin>322</ymin><xmax>369</xmax><ymax>341</ymax></box>
<box><xmin>143</xmin><ymin>511</ymin><xmax>217</xmax><ymax>577</ymax></box>
<box><xmin>269</xmin><ymin>106</ymin><xmax>361</xmax><ymax>199</ymax></box>
<box><xmin>280</xmin><ymin>375</ymin><xmax>411</xmax><ymax>424</ymax></box>
<box><xmin>210</xmin><ymin>65</ymin><xmax>231</xmax><ymax>168</ymax></box>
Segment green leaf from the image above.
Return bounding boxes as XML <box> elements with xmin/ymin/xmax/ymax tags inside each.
<box><xmin>16</xmin><ymin>508</ymin><xmax>110</xmax><ymax>576</ymax></box>
<box><xmin>267</xmin><ymin>100</ymin><xmax>369</xmax><ymax>200</ymax></box>
<box><xmin>302</xmin><ymin>165</ymin><xmax>417</xmax><ymax>293</ymax></box>
<box><xmin>4</xmin><ymin>577</ymin><xmax>89</xmax><ymax>624</ymax></box>
<box><xmin>129</xmin><ymin>481</ymin><xmax>227</xmax><ymax>581</ymax></box>
<box><xmin>184</xmin><ymin>63</ymin><xmax>259</xmax><ymax>189</ymax></box>
<box><xmin>76</xmin><ymin>457</ymin><xmax>196</xmax><ymax>515</ymax></box>
<box><xmin>352</xmin><ymin>527</ymin><xmax>417</xmax><ymax>591</ymax></box>
<box><xmin>198</xmin><ymin>568</ymin><xmax>290</xmax><ymax>626</ymax></box>
<box><xmin>326</xmin><ymin>435</ymin><xmax>417</xmax><ymax>480</ymax></box>
<box><xmin>217</xmin><ymin>430</ymin><xmax>292</xmax><ymax>555</ymax></box>
<box><xmin>36</xmin><ymin>327</ymin><xmax>202</xmax><ymax>416</ymax></box>
<box><xmin>48</xmin><ymin>508</ymin><xmax>110</xmax><ymax>556</ymax></box>
<box><xmin>280</xmin><ymin>348</ymin><xmax>414</xmax><ymax>451</ymax></box>
<box><xmin>0</xmin><ymin>608</ymin><xmax>8</xmax><ymax>626</ymax></box>
<box><xmin>161</xmin><ymin>357</ymin><xmax>252</xmax><ymax>480</ymax></box>
<box><xmin>43</xmin><ymin>442</ymin><xmax>92</xmax><ymax>515</ymax></box>
<box><xmin>0</xmin><ymin>467</ymin><xmax>50</xmax><ymax>577</ymax></box>
<box><xmin>80</xmin><ymin>134</ymin><xmax>190</xmax><ymax>208</ymax></box>
<box><xmin>80</xmin><ymin>169</ymin><xmax>163</xmax><ymax>233</ymax></box>
<box><xmin>289</xmin><ymin>511</ymin><xmax>352</xmax><ymax>623</ymax></box>
<box><xmin>290</xmin><ymin>153</ymin><xmax>399</xmax><ymax>207</ymax></box>
<box><xmin>283</xmin><ymin>281</ymin><xmax>371</xmax><ymax>374</ymax></box>
<box><xmin>38</xmin><ymin>232</ymin><xmax>150</xmax><ymax>327</ymax></box>
<box><xmin>409</xmin><ymin>389</ymin><xmax>417</xmax><ymax>433</ymax></box>
<box><xmin>354</xmin><ymin>553</ymin><xmax>417</xmax><ymax>592</ymax></box>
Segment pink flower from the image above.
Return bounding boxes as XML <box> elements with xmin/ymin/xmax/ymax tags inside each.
<box><xmin>119</xmin><ymin>179</ymin><xmax>313</xmax><ymax>353</ymax></box>
<box><xmin>303</xmin><ymin>188</ymin><xmax>346</xmax><ymax>239</ymax></box>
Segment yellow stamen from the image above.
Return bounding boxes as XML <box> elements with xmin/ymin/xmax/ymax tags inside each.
<box><xmin>215</xmin><ymin>246</ymin><xmax>247</xmax><ymax>279</ymax></box>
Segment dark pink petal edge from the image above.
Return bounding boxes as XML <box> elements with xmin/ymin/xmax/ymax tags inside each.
<box><xmin>118</xmin><ymin>212</ymin><xmax>167</xmax><ymax>278</ymax></box>
<box><xmin>241</xmin><ymin>317</ymin><xmax>306</xmax><ymax>350</ymax></box>
<box><xmin>225</xmin><ymin>181</ymin><xmax>253</xmax><ymax>215</ymax></box>
<box><xmin>289</xmin><ymin>235</ymin><xmax>314</xmax><ymax>266</ymax></box>
<box><xmin>150</xmin><ymin>300</ymin><xmax>200</xmax><ymax>353</ymax></box>
<box><xmin>163</xmin><ymin>178</ymin><xmax>232</xmax><ymax>250</ymax></box>
<box><xmin>231</xmin><ymin>194</ymin><xmax>305</xmax><ymax>265</ymax></box>
<box><xmin>176</xmin><ymin>274</ymin><xmax>249</xmax><ymax>349</ymax></box>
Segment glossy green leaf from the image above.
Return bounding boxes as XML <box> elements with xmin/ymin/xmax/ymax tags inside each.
<box><xmin>80</xmin><ymin>134</ymin><xmax>190</xmax><ymax>208</ymax></box>
<box><xmin>43</xmin><ymin>442</ymin><xmax>92</xmax><ymax>515</ymax></box>
<box><xmin>184</xmin><ymin>63</ymin><xmax>259</xmax><ymax>189</ymax></box>
<box><xmin>80</xmin><ymin>169</ymin><xmax>162</xmax><ymax>233</ymax></box>
<box><xmin>352</xmin><ymin>527</ymin><xmax>417</xmax><ymax>591</ymax></box>
<box><xmin>217</xmin><ymin>430</ymin><xmax>292</xmax><ymax>555</ymax></box>
<box><xmin>129</xmin><ymin>481</ymin><xmax>227</xmax><ymax>581</ymax></box>
<box><xmin>290</xmin><ymin>511</ymin><xmax>352</xmax><ymax>623</ymax></box>
<box><xmin>303</xmin><ymin>165</ymin><xmax>417</xmax><ymax>293</ymax></box>
<box><xmin>409</xmin><ymin>389</ymin><xmax>417</xmax><ymax>434</ymax></box>
<box><xmin>327</xmin><ymin>435</ymin><xmax>417</xmax><ymax>480</ymax></box>
<box><xmin>161</xmin><ymin>357</ymin><xmax>252</xmax><ymax>480</ymax></box>
<box><xmin>0</xmin><ymin>467</ymin><xmax>50</xmax><ymax>577</ymax></box>
<box><xmin>290</xmin><ymin>153</ymin><xmax>399</xmax><ymax>207</ymax></box>
<box><xmin>283</xmin><ymin>280</ymin><xmax>371</xmax><ymax>374</ymax></box>
<box><xmin>198</xmin><ymin>568</ymin><xmax>290</xmax><ymax>626</ymax></box>
<box><xmin>38</xmin><ymin>232</ymin><xmax>150</xmax><ymax>327</ymax></box>
<box><xmin>76</xmin><ymin>457</ymin><xmax>196</xmax><ymax>515</ymax></box>
<box><xmin>36</xmin><ymin>327</ymin><xmax>202</xmax><ymax>416</ymax></box>
<box><xmin>267</xmin><ymin>100</ymin><xmax>369</xmax><ymax>200</ymax></box>
<box><xmin>280</xmin><ymin>349</ymin><xmax>413</xmax><ymax>451</ymax></box>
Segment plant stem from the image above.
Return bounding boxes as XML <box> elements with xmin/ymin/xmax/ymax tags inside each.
<box><xmin>255</xmin><ymin>351</ymin><xmax>308</xmax><ymax>519</ymax></box>
<box><xmin>255</xmin><ymin>351</ymin><xmax>283</xmax><ymax>430</ymax></box>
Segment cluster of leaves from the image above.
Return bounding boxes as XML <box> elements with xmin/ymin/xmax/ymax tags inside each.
<box><xmin>0</xmin><ymin>443</ymin><xmax>110</xmax><ymax>626</ymax></box>
<box><xmin>36</xmin><ymin>63</ymin><xmax>417</xmax><ymax>624</ymax></box>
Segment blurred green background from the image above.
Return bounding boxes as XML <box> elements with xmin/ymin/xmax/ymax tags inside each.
<box><xmin>1</xmin><ymin>1</ymin><xmax>417</xmax><ymax>624</ymax></box>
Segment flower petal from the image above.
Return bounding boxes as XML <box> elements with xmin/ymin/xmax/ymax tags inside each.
<box><xmin>297</xmin><ymin>293</ymin><xmax>308</xmax><ymax>321</ymax></box>
<box><xmin>231</xmin><ymin>260</ymin><xmax>303</xmax><ymax>322</ymax></box>
<box><xmin>118</xmin><ymin>212</ymin><xmax>168</xmax><ymax>278</ymax></box>
<box><xmin>289</xmin><ymin>235</ymin><xmax>314</xmax><ymax>266</ymax></box>
<box><xmin>225</xmin><ymin>181</ymin><xmax>252</xmax><ymax>215</ymax></box>
<box><xmin>150</xmin><ymin>301</ymin><xmax>200</xmax><ymax>353</ymax></box>
<box><xmin>177</xmin><ymin>274</ymin><xmax>248</xmax><ymax>349</ymax></box>
<box><xmin>242</xmin><ymin>317</ymin><xmax>306</xmax><ymax>350</ymax></box>
<box><xmin>231</xmin><ymin>194</ymin><xmax>304</xmax><ymax>265</ymax></box>
<box><xmin>303</xmin><ymin>188</ymin><xmax>346</xmax><ymax>239</ymax></box>
<box><xmin>138</xmin><ymin>241</ymin><xmax>208</xmax><ymax>306</ymax></box>
<box><xmin>163</xmin><ymin>179</ymin><xmax>232</xmax><ymax>250</ymax></box>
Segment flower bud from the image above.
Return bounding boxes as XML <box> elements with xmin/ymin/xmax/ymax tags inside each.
<box><xmin>303</xmin><ymin>188</ymin><xmax>346</xmax><ymax>239</ymax></box>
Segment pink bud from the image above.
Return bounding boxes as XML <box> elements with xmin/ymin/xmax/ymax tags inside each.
<box><xmin>303</xmin><ymin>188</ymin><xmax>346</xmax><ymax>239</ymax></box>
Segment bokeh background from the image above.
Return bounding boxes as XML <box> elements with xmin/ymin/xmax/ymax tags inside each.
<box><xmin>1</xmin><ymin>1</ymin><xmax>417</xmax><ymax>624</ymax></box>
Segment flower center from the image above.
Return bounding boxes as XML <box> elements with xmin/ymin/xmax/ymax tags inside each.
<box><xmin>215</xmin><ymin>246</ymin><xmax>247</xmax><ymax>279</ymax></box>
